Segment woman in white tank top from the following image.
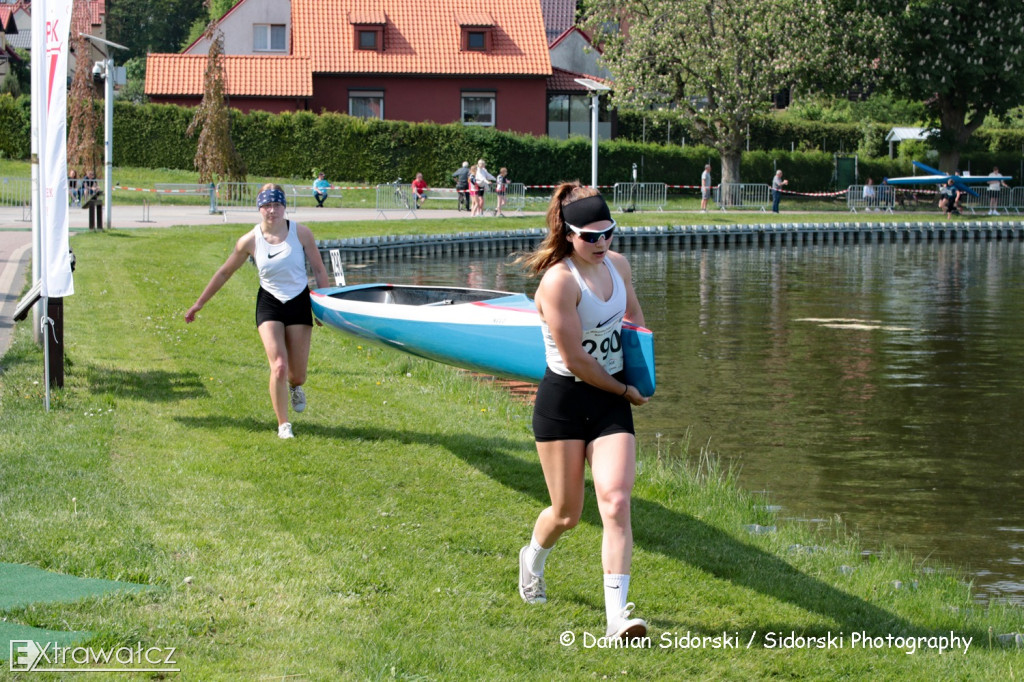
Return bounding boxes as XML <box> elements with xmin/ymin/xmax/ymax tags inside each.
<box><xmin>185</xmin><ymin>184</ymin><xmax>329</xmax><ymax>440</ymax></box>
<box><xmin>516</xmin><ymin>182</ymin><xmax>651</xmax><ymax>641</ymax></box>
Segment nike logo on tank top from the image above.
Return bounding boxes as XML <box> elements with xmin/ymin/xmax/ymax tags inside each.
<box><xmin>252</xmin><ymin>221</ymin><xmax>309</xmax><ymax>302</ymax></box>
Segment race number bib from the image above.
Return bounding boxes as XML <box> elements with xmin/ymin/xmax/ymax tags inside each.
<box><xmin>580</xmin><ymin>326</ymin><xmax>623</xmax><ymax>377</ymax></box>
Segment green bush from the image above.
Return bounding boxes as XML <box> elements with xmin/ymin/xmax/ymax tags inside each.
<box><xmin>1</xmin><ymin>98</ymin><xmax>1022</xmax><ymax>188</ymax></box>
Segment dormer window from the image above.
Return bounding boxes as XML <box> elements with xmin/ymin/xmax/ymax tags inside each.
<box><xmin>456</xmin><ymin>13</ymin><xmax>494</xmax><ymax>52</ymax></box>
<box><xmin>358</xmin><ymin>29</ymin><xmax>382</xmax><ymax>51</ymax></box>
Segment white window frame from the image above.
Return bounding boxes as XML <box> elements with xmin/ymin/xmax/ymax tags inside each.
<box><xmin>253</xmin><ymin>24</ymin><xmax>287</xmax><ymax>53</ymax></box>
<box><xmin>461</xmin><ymin>92</ymin><xmax>495</xmax><ymax>127</ymax></box>
<box><xmin>349</xmin><ymin>91</ymin><xmax>385</xmax><ymax>120</ymax></box>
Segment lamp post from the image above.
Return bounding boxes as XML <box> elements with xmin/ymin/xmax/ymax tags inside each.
<box><xmin>80</xmin><ymin>34</ymin><xmax>127</xmax><ymax>230</ymax></box>
<box><xmin>574</xmin><ymin>78</ymin><xmax>611</xmax><ymax>189</ymax></box>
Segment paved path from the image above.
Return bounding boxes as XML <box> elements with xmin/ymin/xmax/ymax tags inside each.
<box><xmin>0</xmin><ymin>203</ymin><xmax>533</xmax><ymax>358</ymax></box>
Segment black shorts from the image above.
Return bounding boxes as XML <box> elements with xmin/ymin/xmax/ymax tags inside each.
<box><xmin>255</xmin><ymin>287</ymin><xmax>312</xmax><ymax>327</ymax></box>
<box><xmin>532</xmin><ymin>368</ymin><xmax>634</xmax><ymax>444</ymax></box>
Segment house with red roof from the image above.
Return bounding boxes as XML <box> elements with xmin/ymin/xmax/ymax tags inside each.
<box><xmin>146</xmin><ymin>0</ymin><xmax>554</xmax><ymax>136</ymax></box>
<box><xmin>0</xmin><ymin>4</ymin><xmax>21</xmax><ymax>81</ymax></box>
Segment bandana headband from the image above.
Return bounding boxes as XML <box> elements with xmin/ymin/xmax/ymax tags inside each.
<box><xmin>257</xmin><ymin>189</ymin><xmax>287</xmax><ymax>208</ymax></box>
<box><xmin>561</xmin><ymin>194</ymin><xmax>611</xmax><ymax>228</ymax></box>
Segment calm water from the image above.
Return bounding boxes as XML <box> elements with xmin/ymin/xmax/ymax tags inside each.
<box><xmin>343</xmin><ymin>239</ymin><xmax>1024</xmax><ymax>603</ymax></box>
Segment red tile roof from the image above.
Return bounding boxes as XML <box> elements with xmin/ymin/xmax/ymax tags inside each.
<box><xmin>148</xmin><ymin>0</ymin><xmax>550</xmax><ymax>100</ymax></box>
<box><xmin>0</xmin><ymin>7</ymin><xmax>16</xmax><ymax>33</ymax></box>
<box><xmin>291</xmin><ymin>0</ymin><xmax>551</xmax><ymax>76</ymax></box>
<box><xmin>540</xmin><ymin>0</ymin><xmax>575</xmax><ymax>43</ymax></box>
<box><xmin>546</xmin><ymin>67</ymin><xmax>611</xmax><ymax>92</ymax></box>
<box><xmin>145</xmin><ymin>54</ymin><xmax>313</xmax><ymax>98</ymax></box>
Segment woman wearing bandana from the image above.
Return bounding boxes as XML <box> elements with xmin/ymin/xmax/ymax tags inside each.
<box><xmin>185</xmin><ymin>184</ymin><xmax>330</xmax><ymax>439</ymax></box>
<box><xmin>517</xmin><ymin>181</ymin><xmax>650</xmax><ymax>641</ymax></box>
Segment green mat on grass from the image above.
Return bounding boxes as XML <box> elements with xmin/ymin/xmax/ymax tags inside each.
<box><xmin>0</xmin><ymin>562</ymin><xmax>154</xmax><ymax>611</ymax></box>
<box><xmin>0</xmin><ymin>562</ymin><xmax>155</xmax><ymax>662</ymax></box>
<box><xmin>0</xmin><ymin>622</ymin><xmax>91</xmax><ymax>662</ymax></box>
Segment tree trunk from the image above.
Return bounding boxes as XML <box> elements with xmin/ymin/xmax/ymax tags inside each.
<box><xmin>720</xmin><ymin>150</ymin><xmax>742</xmax><ymax>185</ymax></box>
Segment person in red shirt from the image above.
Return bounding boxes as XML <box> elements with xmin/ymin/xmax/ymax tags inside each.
<box><xmin>411</xmin><ymin>173</ymin><xmax>429</xmax><ymax>209</ymax></box>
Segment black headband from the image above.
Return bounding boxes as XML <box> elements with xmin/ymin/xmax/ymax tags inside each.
<box><xmin>561</xmin><ymin>194</ymin><xmax>611</xmax><ymax>227</ymax></box>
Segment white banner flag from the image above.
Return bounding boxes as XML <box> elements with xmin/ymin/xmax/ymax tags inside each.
<box><xmin>32</xmin><ymin>0</ymin><xmax>75</xmax><ymax>297</ymax></box>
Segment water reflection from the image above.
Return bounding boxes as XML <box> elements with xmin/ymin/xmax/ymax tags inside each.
<box><xmin>344</xmin><ymin>240</ymin><xmax>1024</xmax><ymax>603</ymax></box>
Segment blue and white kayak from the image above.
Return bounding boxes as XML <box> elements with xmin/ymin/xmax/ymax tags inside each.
<box><xmin>310</xmin><ymin>283</ymin><xmax>656</xmax><ymax>396</ymax></box>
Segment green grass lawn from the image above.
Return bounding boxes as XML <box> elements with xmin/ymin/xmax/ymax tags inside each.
<box><xmin>1</xmin><ymin>226</ymin><xmax>1022</xmax><ymax>679</ymax></box>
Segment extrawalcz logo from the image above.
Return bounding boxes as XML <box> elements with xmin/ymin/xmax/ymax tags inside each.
<box><xmin>9</xmin><ymin>639</ymin><xmax>180</xmax><ymax>673</ymax></box>
<box><xmin>10</xmin><ymin>640</ymin><xmax>44</xmax><ymax>672</ymax></box>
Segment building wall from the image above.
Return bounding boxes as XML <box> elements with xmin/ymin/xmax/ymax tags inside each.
<box><xmin>185</xmin><ymin>1</ymin><xmax>291</xmax><ymax>56</ymax></box>
<box><xmin>311</xmin><ymin>75</ymin><xmax>548</xmax><ymax>136</ymax></box>
<box><xmin>152</xmin><ymin>95</ymin><xmax>308</xmax><ymax>115</ymax></box>
<box><xmin>549</xmin><ymin>31</ymin><xmax>611</xmax><ymax>80</ymax></box>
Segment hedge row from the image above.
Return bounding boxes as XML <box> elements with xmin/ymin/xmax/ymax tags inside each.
<box><xmin>3</xmin><ymin>94</ymin><xmax>1023</xmax><ymax>188</ymax></box>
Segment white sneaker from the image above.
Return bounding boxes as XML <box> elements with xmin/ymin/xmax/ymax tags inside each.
<box><xmin>278</xmin><ymin>422</ymin><xmax>294</xmax><ymax>439</ymax></box>
<box><xmin>289</xmin><ymin>385</ymin><xmax>306</xmax><ymax>413</ymax></box>
<box><xmin>606</xmin><ymin>602</ymin><xmax>647</xmax><ymax>639</ymax></box>
<box><xmin>518</xmin><ymin>546</ymin><xmax>547</xmax><ymax>604</ymax></box>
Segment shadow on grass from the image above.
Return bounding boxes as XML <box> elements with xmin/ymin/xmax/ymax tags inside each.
<box><xmin>177</xmin><ymin>414</ymin><xmax>983</xmax><ymax>639</ymax></box>
<box><xmin>84</xmin><ymin>364</ymin><xmax>209</xmax><ymax>401</ymax></box>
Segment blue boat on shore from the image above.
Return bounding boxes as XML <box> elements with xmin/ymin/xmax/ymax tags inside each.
<box><xmin>311</xmin><ymin>283</ymin><xmax>656</xmax><ymax>395</ymax></box>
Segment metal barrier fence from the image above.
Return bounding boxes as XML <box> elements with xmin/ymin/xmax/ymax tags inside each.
<box><xmin>153</xmin><ymin>183</ymin><xmax>212</xmax><ymax>199</ymax></box>
<box><xmin>715</xmin><ymin>183</ymin><xmax>771</xmax><ymax>211</ymax></box>
<box><xmin>1007</xmin><ymin>188</ymin><xmax>1024</xmax><ymax>215</ymax></box>
<box><xmin>0</xmin><ymin>176</ymin><xmax>31</xmax><ymax>207</ymax></box>
<box><xmin>504</xmin><ymin>182</ymin><xmax>527</xmax><ymax>215</ymax></box>
<box><xmin>961</xmin><ymin>186</ymin><xmax>1017</xmax><ymax>215</ymax></box>
<box><xmin>612</xmin><ymin>182</ymin><xmax>667</xmax><ymax>212</ymax></box>
<box><xmin>375</xmin><ymin>181</ymin><xmax>416</xmax><ymax>219</ymax></box>
<box><xmin>847</xmin><ymin>184</ymin><xmax>895</xmax><ymax>213</ymax></box>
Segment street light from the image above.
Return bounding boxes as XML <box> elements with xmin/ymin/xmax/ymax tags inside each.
<box><xmin>80</xmin><ymin>34</ymin><xmax>127</xmax><ymax>230</ymax></box>
<box><xmin>574</xmin><ymin>78</ymin><xmax>611</xmax><ymax>188</ymax></box>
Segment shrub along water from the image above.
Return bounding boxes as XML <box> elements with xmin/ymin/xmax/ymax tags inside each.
<box><xmin>2</xmin><ymin>94</ymin><xmax>1023</xmax><ymax>188</ymax></box>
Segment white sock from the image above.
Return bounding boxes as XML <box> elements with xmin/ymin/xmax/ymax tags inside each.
<box><xmin>604</xmin><ymin>574</ymin><xmax>631</xmax><ymax>627</ymax></box>
<box><xmin>525</xmin><ymin>535</ymin><xmax>552</xmax><ymax>577</ymax></box>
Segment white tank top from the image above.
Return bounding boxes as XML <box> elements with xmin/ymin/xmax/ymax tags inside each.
<box><xmin>252</xmin><ymin>221</ymin><xmax>308</xmax><ymax>303</ymax></box>
<box><xmin>542</xmin><ymin>258</ymin><xmax>626</xmax><ymax>378</ymax></box>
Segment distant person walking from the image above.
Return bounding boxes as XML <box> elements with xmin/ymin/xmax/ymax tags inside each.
<box><xmin>495</xmin><ymin>167</ymin><xmax>510</xmax><ymax>216</ymax></box>
<box><xmin>771</xmin><ymin>170</ymin><xmax>788</xmax><ymax>213</ymax></box>
<box><xmin>185</xmin><ymin>184</ymin><xmax>330</xmax><ymax>440</ymax></box>
<box><xmin>700</xmin><ymin>164</ymin><xmax>712</xmax><ymax>212</ymax></box>
<box><xmin>452</xmin><ymin>161</ymin><xmax>471</xmax><ymax>212</ymax></box>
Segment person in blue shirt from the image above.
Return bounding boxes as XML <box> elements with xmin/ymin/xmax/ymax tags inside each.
<box><xmin>313</xmin><ymin>172</ymin><xmax>330</xmax><ymax>207</ymax></box>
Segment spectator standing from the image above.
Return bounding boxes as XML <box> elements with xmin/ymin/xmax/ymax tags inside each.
<box><xmin>312</xmin><ymin>172</ymin><xmax>330</xmax><ymax>207</ymax></box>
<box><xmin>452</xmin><ymin>161</ymin><xmax>471</xmax><ymax>212</ymax></box>
<box><xmin>494</xmin><ymin>167</ymin><xmax>510</xmax><ymax>216</ymax></box>
<box><xmin>987</xmin><ymin>167</ymin><xmax>1009</xmax><ymax>216</ymax></box>
<box><xmin>700</xmin><ymin>164</ymin><xmax>712</xmax><ymax>212</ymax></box>
<box><xmin>411</xmin><ymin>172</ymin><xmax>429</xmax><ymax>209</ymax></box>
<box><xmin>771</xmin><ymin>170</ymin><xmax>788</xmax><ymax>213</ymax></box>
<box><xmin>475</xmin><ymin>159</ymin><xmax>496</xmax><ymax>216</ymax></box>
<box><xmin>468</xmin><ymin>165</ymin><xmax>481</xmax><ymax>216</ymax></box>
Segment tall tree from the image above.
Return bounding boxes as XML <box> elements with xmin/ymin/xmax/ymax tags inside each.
<box><xmin>582</xmin><ymin>0</ymin><xmax>884</xmax><ymax>184</ymax></box>
<box><xmin>67</xmin><ymin>9</ymin><xmax>101</xmax><ymax>176</ymax></box>
<box><xmin>877</xmin><ymin>0</ymin><xmax>1024</xmax><ymax>172</ymax></box>
<box><xmin>186</xmin><ymin>23</ymin><xmax>246</xmax><ymax>186</ymax></box>
<box><xmin>107</xmin><ymin>0</ymin><xmax>207</xmax><ymax>61</ymax></box>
